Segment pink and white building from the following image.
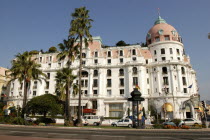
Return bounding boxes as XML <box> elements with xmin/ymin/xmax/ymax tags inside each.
<box><xmin>7</xmin><ymin>16</ymin><xmax>199</xmax><ymax>120</ymax></box>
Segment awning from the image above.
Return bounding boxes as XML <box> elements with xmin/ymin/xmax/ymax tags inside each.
<box><xmin>70</xmin><ymin>100</ymin><xmax>88</xmax><ymax>106</ymax></box>
<box><xmin>162</xmin><ymin>103</ymin><xmax>173</xmax><ymax>112</ymax></box>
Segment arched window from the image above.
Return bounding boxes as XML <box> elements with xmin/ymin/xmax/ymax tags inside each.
<box><xmin>132</xmin><ymin>49</ymin><xmax>136</xmax><ymax>55</ymax></box>
<box><xmin>162</xmin><ymin>67</ymin><xmax>167</xmax><ymax>74</ymax></box>
<box><xmin>93</xmin><ymin>70</ymin><xmax>98</xmax><ymax>77</ymax></box>
<box><xmin>107</xmin><ymin>69</ymin><xmax>111</xmax><ymax>76</ymax></box>
<box><xmin>181</xmin><ymin>67</ymin><xmax>185</xmax><ymax>74</ymax></box>
<box><xmin>82</xmin><ymin>53</ymin><xmax>86</xmax><ymax>58</ymax></box>
<box><xmin>132</xmin><ymin>67</ymin><xmax>137</xmax><ymax>75</ymax></box>
<box><xmin>119</xmin><ymin>69</ymin><xmax>124</xmax><ymax>76</ymax></box>
<box><xmin>119</xmin><ymin>50</ymin><xmax>123</xmax><ymax>56</ymax></box>
<box><xmin>81</xmin><ymin>71</ymin><xmax>88</xmax><ymax>77</ymax></box>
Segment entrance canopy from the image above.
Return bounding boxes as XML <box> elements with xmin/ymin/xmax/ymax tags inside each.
<box><xmin>70</xmin><ymin>100</ymin><xmax>88</xmax><ymax>106</ymax></box>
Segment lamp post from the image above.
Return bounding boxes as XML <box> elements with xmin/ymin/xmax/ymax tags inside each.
<box><xmin>128</xmin><ymin>88</ymin><xmax>145</xmax><ymax>129</ymax></box>
<box><xmin>17</xmin><ymin>105</ymin><xmax>20</xmax><ymax>117</ymax></box>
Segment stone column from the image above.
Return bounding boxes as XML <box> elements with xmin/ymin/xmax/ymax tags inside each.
<box><xmin>177</xmin><ymin>65</ymin><xmax>183</xmax><ymax>94</ymax></box>
<box><xmin>88</xmin><ymin>69</ymin><xmax>93</xmax><ymax>96</ymax></box>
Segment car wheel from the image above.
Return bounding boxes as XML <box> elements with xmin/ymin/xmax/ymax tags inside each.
<box><xmin>194</xmin><ymin>123</ymin><xmax>198</xmax><ymax>125</ymax></box>
<box><xmin>128</xmin><ymin>124</ymin><xmax>132</xmax><ymax>128</ymax></box>
<box><xmin>113</xmin><ymin>124</ymin><xmax>117</xmax><ymax>127</ymax></box>
<box><xmin>94</xmin><ymin>122</ymin><xmax>97</xmax><ymax>126</ymax></box>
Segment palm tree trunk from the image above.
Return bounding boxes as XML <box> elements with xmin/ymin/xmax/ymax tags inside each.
<box><xmin>77</xmin><ymin>35</ymin><xmax>83</xmax><ymax>125</ymax></box>
<box><xmin>21</xmin><ymin>80</ymin><xmax>29</xmax><ymax>118</ymax></box>
<box><xmin>65</xmin><ymin>81</ymin><xmax>73</xmax><ymax>126</ymax></box>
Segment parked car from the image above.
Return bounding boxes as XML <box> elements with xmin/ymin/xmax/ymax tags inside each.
<box><xmin>83</xmin><ymin>115</ymin><xmax>102</xmax><ymax>126</ymax></box>
<box><xmin>111</xmin><ymin>119</ymin><xmax>132</xmax><ymax>128</ymax></box>
<box><xmin>179</xmin><ymin>118</ymin><xmax>202</xmax><ymax>126</ymax></box>
<box><xmin>162</xmin><ymin>121</ymin><xmax>176</xmax><ymax>126</ymax></box>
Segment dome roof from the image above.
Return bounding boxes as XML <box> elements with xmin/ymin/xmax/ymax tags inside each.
<box><xmin>146</xmin><ymin>16</ymin><xmax>182</xmax><ymax>45</ymax></box>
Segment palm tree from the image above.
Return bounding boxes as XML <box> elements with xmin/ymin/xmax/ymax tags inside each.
<box><xmin>55</xmin><ymin>68</ymin><xmax>76</xmax><ymax>126</ymax></box>
<box><xmin>69</xmin><ymin>6</ymin><xmax>93</xmax><ymax>125</ymax></box>
<box><xmin>8</xmin><ymin>51</ymin><xmax>46</xmax><ymax>118</ymax></box>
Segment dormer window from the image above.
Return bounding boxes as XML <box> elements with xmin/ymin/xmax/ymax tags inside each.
<box><xmin>132</xmin><ymin>49</ymin><xmax>136</xmax><ymax>55</ymax></box>
<box><xmin>155</xmin><ymin>37</ymin><xmax>160</xmax><ymax>42</ymax></box>
<box><xmin>164</xmin><ymin>35</ymin><xmax>170</xmax><ymax>41</ymax></box>
<box><xmin>107</xmin><ymin>51</ymin><xmax>111</xmax><ymax>57</ymax></box>
<box><xmin>119</xmin><ymin>50</ymin><xmax>123</xmax><ymax>56</ymax></box>
<box><xmin>95</xmin><ymin>52</ymin><xmax>98</xmax><ymax>57</ymax></box>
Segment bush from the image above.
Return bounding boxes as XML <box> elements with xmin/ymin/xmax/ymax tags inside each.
<box><xmin>164</xmin><ymin>125</ymin><xmax>179</xmax><ymax>129</ymax></box>
<box><xmin>12</xmin><ymin>117</ymin><xmax>25</xmax><ymax>125</ymax></box>
<box><xmin>153</xmin><ymin>124</ymin><xmax>164</xmax><ymax>129</ymax></box>
<box><xmin>171</xmin><ymin>119</ymin><xmax>181</xmax><ymax>126</ymax></box>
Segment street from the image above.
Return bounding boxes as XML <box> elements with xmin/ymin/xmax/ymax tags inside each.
<box><xmin>0</xmin><ymin>125</ymin><xmax>210</xmax><ymax>140</ymax></box>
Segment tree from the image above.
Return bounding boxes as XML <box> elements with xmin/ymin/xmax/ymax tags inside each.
<box><xmin>48</xmin><ymin>46</ymin><xmax>57</xmax><ymax>53</ymax></box>
<box><xmin>8</xmin><ymin>51</ymin><xmax>46</xmax><ymax>118</ymax></box>
<box><xmin>55</xmin><ymin>68</ymin><xmax>77</xmax><ymax>126</ymax></box>
<box><xmin>29</xmin><ymin>50</ymin><xmax>39</xmax><ymax>55</ymax></box>
<box><xmin>208</xmin><ymin>33</ymin><xmax>210</xmax><ymax>39</ymax></box>
<box><xmin>26</xmin><ymin>94</ymin><xmax>62</xmax><ymax>117</ymax></box>
<box><xmin>116</xmin><ymin>40</ymin><xmax>127</xmax><ymax>46</ymax></box>
<box><xmin>69</xmin><ymin>6</ymin><xmax>93</xmax><ymax>126</ymax></box>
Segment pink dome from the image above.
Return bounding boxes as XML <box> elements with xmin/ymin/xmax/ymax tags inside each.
<box><xmin>146</xmin><ymin>16</ymin><xmax>182</xmax><ymax>45</ymax></box>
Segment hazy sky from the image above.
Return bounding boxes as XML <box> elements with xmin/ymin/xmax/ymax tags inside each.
<box><xmin>0</xmin><ymin>0</ymin><xmax>209</xmax><ymax>99</ymax></box>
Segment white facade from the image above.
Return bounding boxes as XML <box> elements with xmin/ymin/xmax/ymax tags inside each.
<box><xmin>7</xmin><ymin>17</ymin><xmax>200</xmax><ymax>120</ymax></box>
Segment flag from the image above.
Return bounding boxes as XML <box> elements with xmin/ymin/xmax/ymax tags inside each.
<box><xmin>188</xmin><ymin>84</ymin><xmax>193</xmax><ymax>88</ymax></box>
<box><xmin>135</xmin><ymin>85</ymin><xmax>140</xmax><ymax>90</ymax></box>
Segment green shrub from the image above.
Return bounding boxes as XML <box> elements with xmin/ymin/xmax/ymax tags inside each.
<box><xmin>12</xmin><ymin>117</ymin><xmax>25</xmax><ymax>125</ymax></box>
<box><xmin>171</xmin><ymin>119</ymin><xmax>181</xmax><ymax>126</ymax></box>
<box><xmin>153</xmin><ymin>124</ymin><xmax>164</xmax><ymax>129</ymax></box>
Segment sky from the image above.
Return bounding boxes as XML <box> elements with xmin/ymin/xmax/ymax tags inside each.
<box><xmin>0</xmin><ymin>0</ymin><xmax>209</xmax><ymax>100</ymax></box>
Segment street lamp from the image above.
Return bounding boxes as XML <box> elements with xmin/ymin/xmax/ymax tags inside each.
<box><xmin>128</xmin><ymin>88</ymin><xmax>145</xmax><ymax>129</ymax></box>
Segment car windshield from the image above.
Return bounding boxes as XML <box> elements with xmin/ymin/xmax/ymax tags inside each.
<box><xmin>118</xmin><ymin>119</ymin><xmax>123</xmax><ymax>122</ymax></box>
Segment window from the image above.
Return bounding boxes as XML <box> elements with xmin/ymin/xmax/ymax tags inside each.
<box><xmin>132</xmin><ymin>57</ymin><xmax>136</xmax><ymax>61</ymax></box>
<box><xmin>164</xmin><ymin>35</ymin><xmax>170</xmax><ymax>41</ymax></box>
<box><xmin>146</xmin><ymin>69</ymin><xmax>148</xmax><ymax>73</ymax></box>
<box><xmin>33</xmin><ymin>81</ymin><xmax>37</xmax><ymax>89</ymax></box>
<box><xmin>40</xmin><ymin>57</ymin><xmax>42</xmax><ymax>62</ymax></box>
<box><xmin>120</xmin><ymin>89</ymin><xmax>124</xmax><ymax>95</ymax></box>
<box><xmin>107</xmin><ymin>69</ymin><xmax>111</xmax><ymax>76</ymax></box>
<box><xmin>47</xmin><ymin>73</ymin><xmax>50</xmax><ymax>79</ymax></box>
<box><xmin>184</xmin><ymin>88</ymin><xmax>187</xmax><ymax>93</ymax></box>
<box><xmin>119</xmin><ymin>78</ymin><xmax>124</xmax><ymax>86</ymax></box>
<box><xmin>45</xmin><ymin>91</ymin><xmax>49</xmax><ymax>94</ymax></box>
<box><xmin>82</xmin><ymin>53</ymin><xmax>86</xmax><ymax>58</ymax></box>
<box><xmin>170</xmin><ymin>48</ymin><xmax>173</xmax><ymax>54</ymax></box>
<box><xmin>109</xmin><ymin>104</ymin><xmax>123</xmax><ymax>117</ymax></box>
<box><xmin>94</xmin><ymin>59</ymin><xmax>98</xmax><ymax>64</ymax></box>
<box><xmin>58</xmin><ymin>63</ymin><xmax>61</xmax><ymax>67</ymax></box>
<box><xmin>93</xmin><ymin>70</ymin><xmax>98</xmax><ymax>77</ymax></box>
<box><xmin>95</xmin><ymin>52</ymin><xmax>98</xmax><ymax>57</ymax></box>
<box><xmin>162</xmin><ymin>57</ymin><xmax>166</xmax><ymax>61</ymax></box>
<box><xmin>155</xmin><ymin>59</ymin><xmax>157</xmax><ymax>62</ymax></box>
<box><xmin>107</xmin><ymin>79</ymin><xmax>112</xmax><ymax>87</ymax></box>
<box><xmin>161</xmin><ymin>48</ymin><xmax>165</xmax><ymax>54</ymax></box>
<box><xmin>93</xmin><ymin>79</ymin><xmax>98</xmax><ymax>87</ymax></box>
<box><xmin>133</xmin><ymin>77</ymin><xmax>138</xmax><ymax>85</ymax></box>
<box><xmin>182</xmin><ymin>77</ymin><xmax>187</xmax><ymax>85</ymax></box>
<box><xmin>120</xmin><ymin>50</ymin><xmax>123</xmax><ymax>56</ymax></box>
<box><xmin>120</xmin><ymin>58</ymin><xmax>123</xmax><ymax>63</ymax></box>
<box><xmin>155</xmin><ymin>37</ymin><xmax>160</xmax><ymax>42</ymax></box>
<box><xmin>177</xmin><ymin>57</ymin><xmax>180</xmax><ymax>60</ymax></box>
<box><xmin>33</xmin><ymin>91</ymin><xmax>36</xmax><ymax>96</ymax></box>
<box><xmin>133</xmin><ymin>67</ymin><xmax>137</xmax><ymax>75</ymax></box>
<box><xmin>82</xmin><ymin>61</ymin><xmax>86</xmax><ymax>65</ymax></box>
<box><xmin>93</xmin><ymin>90</ymin><xmax>98</xmax><ymax>95</ymax></box>
<box><xmin>85</xmin><ymin>80</ymin><xmax>88</xmax><ymax>87</ymax></box>
<box><xmin>154</xmin><ymin>50</ymin><xmax>157</xmax><ymax>55</ymax></box>
<box><xmin>81</xmin><ymin>80</ymin><xmax>84</xmax><ymax>87</ymax></box>
<box><xmin>163</xmin><ymin>77</ymin><xmax>169</xmax><ymax>85</ymax></box>
<box><xmin>82</xmin><ymin>71</ymin><xmax>88</xmax><ymax>77</ymax></box>
<box><xmin>132</xmin><ymin>49</ymin><xmax>136</xmax><ymax>55</ymax></box>
<box><xmin>162</xmin><ymin>67</ymin><xmax>168</xmax><ymax>74</ymax></box>
<box><xmin>119</xmin><ymin>69</ymin><xmax>124</xmax><ymax>76</ymax></box>
<box><xmin>107</xmin><ymin>90</ymin><xmax>111</xmax><ymax>96</ymax></box>
<box><xmin>177</xmin><ymin>49</ymin><xmax>180</xmax><ymax>55</ymax></box>
<box><xmin>107</xmin><ymin>59</ymin><xmax>111</xmax><ymax>64</ymax></box>
<box><xmin>45</xmin><ymin>81</ymin><xmax>49</xmax><ymax>89</ymax></box>
<box><xmin>49</xmin><ymin>56</ymin><xmax>52</xmax><ymax>62</ymax></box>
<box><xmin>181</xmin><ymin>67</ymin><xmax>185</xmax><ymax>74</ymax></box>
<box><xmin>108</xmin><ymin>51</ymin><xmax>111</xmax><ymax>57</ymax></box>
<box><xmin>93</xmin><ymin>100</ymin><xmax>97</xmax><ymax>109</ymax></box>
<box><xmin>48</xmin><ymin>63</ymin><xmax>51</xmax><ymax>68</ymax></box>
<box><xmin>146</xmin><ymin>59</ymin><xmax>148</xmax><ymax>64</ymax></box>
<box><xmin>19</xmin><ymin>83</ymin><xmax>23</xmax><ymax>90</ymax></box>
<box><xmin>147</xmin><ymin>78</ymin><xmax>149</xmax><ymax>84</ymax></box>
<box><xmin>84</xmin><ymin>90</ymin><xmax>88</xmax><ymax>95</ymax></box>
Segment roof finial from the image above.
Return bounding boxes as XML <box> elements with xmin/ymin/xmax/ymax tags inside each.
<box><xmin>157</xmin><ymin>8</ymin><xmax>160</xmax><ymax>17</ymax></box>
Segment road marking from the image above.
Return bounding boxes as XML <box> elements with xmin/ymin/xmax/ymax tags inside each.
<box><xmin>92</xmin><ymin>135</ymin><xmax>125</xmax><ymax>138</ymax></box>
<box><xmin>48</xmin><ymin>133</ymin><xmax>78</xmax><ymax>136</ymax></box>
<box><xmin>10</xmin><ymin>131</ymin><xmax>36</xmax><ymax>134</ymax></box>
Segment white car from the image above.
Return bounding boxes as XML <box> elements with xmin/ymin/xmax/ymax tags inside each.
<box><xmin>83</xmin><ymin>115</ymin><xmax>102</xmax><ymax>126</ymax></box>
<box><xmin>111</xmin><ymin>119</ymin><xmax>132</xmax><ymax>128</ymax></box>
<box><xmin>179</xmin><ymin>118</ymin><xmax>202</xmax><ymax>126</ymax></box>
